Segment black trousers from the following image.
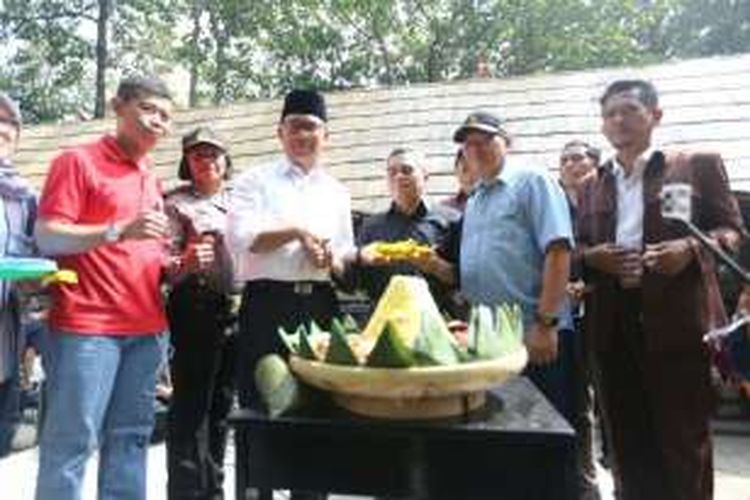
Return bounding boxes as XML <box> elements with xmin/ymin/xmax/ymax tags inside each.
<box><xmin>166</xmin><ymin>281</ymin><xmax>236</xmax><ymax>500</ymax></box>
<box><xmin>237</xmin><ymin>280</ymin><xmax>338</xmax><ymax>500</ymax></box>
<box><xmin>237</xmin><ymin>280</ymin><xmax>339</xmax><ymax>409</ymax></box>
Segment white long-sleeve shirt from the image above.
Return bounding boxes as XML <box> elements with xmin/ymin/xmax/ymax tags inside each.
<box><xmin>227</xmin><ymin>157</ymin><xmax>355</xmax><ymax>283</ymax></box>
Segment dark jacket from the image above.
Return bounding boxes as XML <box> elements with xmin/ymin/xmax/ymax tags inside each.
<box><xmin>577</xmin><ymin>150</ymin><xmax>743</xmax><ymax>353</ymax></box>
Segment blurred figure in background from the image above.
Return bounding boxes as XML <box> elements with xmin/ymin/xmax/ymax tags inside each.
<box><xmin>0</xmin><ymin>92</ymin><xmax>38</xmax><ymax>457</ymax></box>
<box><xmin>441</xmin><ymin>149</ymin><xmax>479</xmax><ymax>214</ymax></box>
<box><xmin>559</xmin><ymin>140</ymin><xmax>602</xmax><ymax>500</ymax></box>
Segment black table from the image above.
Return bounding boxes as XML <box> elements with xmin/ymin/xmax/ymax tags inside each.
<box><xmin>229</xmin><ymin>376</ymin><xmax>575</xmax><ymax>500</ymax></box>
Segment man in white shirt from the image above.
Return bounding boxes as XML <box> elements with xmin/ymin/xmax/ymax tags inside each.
<box><xmin>228</xmin><ymin>89</ymin><xmax>354</xmax><ymax>407</ymax></box>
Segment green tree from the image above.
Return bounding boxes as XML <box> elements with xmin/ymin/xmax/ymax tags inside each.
<box><xmin>2</xmin><ymin>0</ymin><xmax>749</xmax><ymax>123</ymax></box>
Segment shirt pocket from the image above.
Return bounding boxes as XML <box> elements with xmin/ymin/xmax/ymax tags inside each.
<box><xmin>84</xmin><ymin>180</ymin><xmax>120</xmax><ymax>222</ymax></box>
<box><xmin>485</xmin><ymin>196</ymin><xmax>524</xmax><ymax>241</ymax></box>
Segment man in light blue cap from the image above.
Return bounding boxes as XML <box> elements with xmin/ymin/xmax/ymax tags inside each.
<box><xmin>455</xmin><ymin>110</ymin><xmax>577</xmax><ymax>427</ymax></box>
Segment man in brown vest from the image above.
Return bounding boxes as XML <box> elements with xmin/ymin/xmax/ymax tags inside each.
<box><xmin>576</xmin><ymin>79</ymin><xmax>743</xmax><ymax>500</ymax></box>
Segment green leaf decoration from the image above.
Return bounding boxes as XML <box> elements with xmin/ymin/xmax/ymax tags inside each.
<box><xmin>342</xmin><ymin>314</ymin><xmax>360</xmax><ymax>333</ymax></box>
<box><xmin>412</xmin><ymin>310</ymin><xmax>460</xmax><ymax>366</ymax></box>
<box><xmin>298</xmin><ymin>324</ymin><xmax>318</xmax><ymax>360</ymax></box>
<box><xmin>277</xmin><ymin>326</ymin><xmax>300</xmax><ymax>355</ymax></box>
<box><xmin>475</xmin><ymin>304</ymin><xmax>503</xmax><ymax>359</ymax></box>
<box><xmin>366</xmin><ymin>320</ymin><xmax>416</xmax><ymax>368</ymax></box>
<box><xmin>325</xmin><ymin>320</ymin><xmax>359</xmax><ymax>365</ymax></box>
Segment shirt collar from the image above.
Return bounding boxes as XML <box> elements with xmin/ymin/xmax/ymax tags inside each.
<box><xmin>477</xmin><ymin>156</ymin><xmax>511</xmax><ymax>190</ymax></box>
<box><xmin>101</xmin><ymin>134</ymin><xmax>150</xmax><ymax>171</ymax></box>
<box><xmin>281</xmin><ymin>155</ymin><xmax>323</xmax><ymax>180</ymax></box>
<box><xmin>612</xmin><ymin>146</ymin><xmax>657</xmax><ymax>181</ymax></box>
<box><xmin>388</xmin><ymin>199</ymin><xmax>428</xmax><ymax>219</ymax></box>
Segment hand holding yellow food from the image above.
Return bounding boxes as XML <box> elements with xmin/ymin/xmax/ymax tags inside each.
<box><xmin>362</xmin><ymin>239</ymin><xmax>432</xmax><ymax>264</ymax></box>
<box><xmin>278</xmin><ymin>276</ymin><xmax>524</xmax><ymax>368</ymax></box>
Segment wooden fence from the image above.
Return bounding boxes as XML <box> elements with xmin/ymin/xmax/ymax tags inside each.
<box><xmin>14</xmin><ymin>53</ymin><xmax>750</xmax><ymax>211</ymax></box>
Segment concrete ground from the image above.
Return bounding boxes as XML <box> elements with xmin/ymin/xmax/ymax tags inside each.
<box><xmin>1</xmin><ymin>432</ymin><xmax>748</xmax><ymax>499</ymax></box>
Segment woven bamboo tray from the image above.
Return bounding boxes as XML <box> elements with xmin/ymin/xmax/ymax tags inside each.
<box><xmin>289</xmin><ymin>348</ymin><xmax>528</xmax><ymax>419</ymax></box>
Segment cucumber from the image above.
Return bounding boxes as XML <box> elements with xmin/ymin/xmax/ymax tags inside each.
<box><xmin>254</xmin><ymin>354</ymin><xmax>305</xmax><ymax>417</ymax></box>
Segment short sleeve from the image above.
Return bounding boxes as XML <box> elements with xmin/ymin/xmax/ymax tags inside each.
<box><xmin>38</xmin><ymin>150</ymin><xmax>90</xmax><ymax>223</ymax></box>
<box><xmin>331</xmin><ymin>185</ymin><xmax>356</xmax><ymax>258</ymax></box>
<box><xmin>524</xmin><ymin>171</ymin><xmax>574</xmax><ymax>253</ymax></box>
<box><xmin>226</xmin><ymin>170</ymin><xmax>268</xmax><ymax>254</ymax></box>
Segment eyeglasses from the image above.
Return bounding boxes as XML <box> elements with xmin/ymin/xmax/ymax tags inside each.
<box><xmin>0</xmin><ymin>116</ymin><xmax>20</xmax><ymax>128</ymax></box>
<box><xmin>282</xmin><ymin>117</ymin><xmax>324</xmax><ymax>134</ymax></box>
<box><xmin>560</xmin><ymin>153</ymin><xmax>586</xmax><ymax>164</ymax></box>
<box><xmin>187</xmin><ymin>146</ymin><xmax>224</xmax><ymax>160</ymax></box>
<box><xmin>462</xmin><ymin>134</ymin><xmax>496</xmax><ymax>150</ymax></box>
<box><xmin>387</xmin><ymin>164</ymin><xmax>416</xmax><ymax>177</ymax></box>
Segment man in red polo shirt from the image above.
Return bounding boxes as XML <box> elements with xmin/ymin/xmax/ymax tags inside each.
<box><xmin>33</xmin><ymin>76</ymin><xmax>173</xmax><ymax>500</ymax></box>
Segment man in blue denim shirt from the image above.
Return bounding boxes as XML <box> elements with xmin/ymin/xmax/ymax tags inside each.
<box><xmin>456</xmin><ymin>111</ymin><xmax>577</xmax><ymax>425</ymax></box>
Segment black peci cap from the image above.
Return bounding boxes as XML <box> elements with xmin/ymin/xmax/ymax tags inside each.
<box><xmin>281</xmin><ymin>89</ymin><xmax>327</xmax><ymax>123</ymax></box>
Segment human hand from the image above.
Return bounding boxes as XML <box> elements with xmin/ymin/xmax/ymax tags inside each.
<box><xmin>566</xmin><ymin>280</ymin><xmax>592</xmax><ymax>302</ymax></box>
<box><xmin>358</xmin><ymin>242</ymin><xmax>394</xmax><ymax>266</ymax></box>
<box><xmin>585</xmin><ymin>243</ymin><xmax>642</xmax><ymax>288</ymax></box>
<box><xmin>524</xmin><ymin>324</ymin><xmax>558</xmax><ymax>365</ymax></box>
<box><xmin>406</xmin><ymin>246</ymin><xmax>440</xmax><ymax>274</ymax></box>
<box><xmin>642</xmin><ymin>238</ymin><xmax>694</xmax><ymax>276</ymax></box>
<box><xmin>299</xmin><ymin>231</ymin><xmax>331</xmax><ymax>269</ymax></box>
<box><xmin>183</xmin><ymin>239</ymin><xmax>215</xmax><ymax>273</ymax></box>
<box><xmin>736</xmin><ymin>285</ymin><xmax>750</xmax><ymax>317</ymax></box>
<box><xmin>584</xmin><ymin>243</ymin><xmax>629</xmax><ymax>275</ymax></box>
<box><xmin>120</xmin><ymin>210</ymin><xmax>170</xmax><ymax>241</ymax></box>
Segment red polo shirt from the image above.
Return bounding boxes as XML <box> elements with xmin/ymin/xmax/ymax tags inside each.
<box><xmin>38</xmin><ymin>135</ymin><xmax>168</xmax><ymax>335</ymax></box>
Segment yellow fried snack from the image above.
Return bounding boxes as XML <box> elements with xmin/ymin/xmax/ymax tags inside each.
<box><xmin>369</xmin><ymin>239</ymin><xmax>431</xmax><ymax>260</ymax></box>
<box><xmin>41</xmin><ymin>269</ymin><xmax>79</xmax><ymax>286</ymax></box>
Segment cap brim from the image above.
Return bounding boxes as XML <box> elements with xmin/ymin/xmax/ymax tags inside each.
<box><xmin>184</xmin><ymin>138</ymin><xmax>226</xmax><ymax>152</ymax></box>
<box><xmin>453</xmin><ymin>123</ymin><xmax>500</xmax><ymax>143</ymax></box>
<box><xmin>281</xmin><ymin>113</ymin><xmax>326</xmax><ymax>125</ymax></box>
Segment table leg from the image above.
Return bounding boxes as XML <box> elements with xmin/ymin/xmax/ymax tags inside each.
<box><xmin>408</xmin><ymin>440</ymin><xmax>429</xmax><ymax>500</ymax></box>
<box><xmin>235</xmin><ymin>427</ymin><xmax>248</xmax><ymax>500</ymax></box>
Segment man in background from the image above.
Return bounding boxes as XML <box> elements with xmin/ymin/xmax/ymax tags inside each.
<box><xmin>0</xmin><ymin>92</ymin><xmax>38</xmax><ymax>457</ymax></box>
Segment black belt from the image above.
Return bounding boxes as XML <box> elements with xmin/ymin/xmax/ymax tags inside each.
<box><xmin>245</xmin><ymin>279</ymin><xmax>331</xmax><ymax>296</ymax></box>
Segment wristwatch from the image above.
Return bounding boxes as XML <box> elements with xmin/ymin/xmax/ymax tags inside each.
<box><xmin>104</xmin><ymin>223</ymin><xmax>122</xmax><ymax>243</ymax></box>
<box><xmin>535</xmin><ymin>311</ymin><xmax>559</xmax><ymax>328</ymax></box>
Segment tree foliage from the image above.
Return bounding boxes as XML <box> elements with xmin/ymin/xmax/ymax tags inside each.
<box><xmin>0</xmin><ymin>0</ymin><xmax>748</xmax><ymax>124</ymax></box>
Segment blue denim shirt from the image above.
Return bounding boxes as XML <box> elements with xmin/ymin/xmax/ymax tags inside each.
<box><xmin>460</xmin><ymin>159</ymin><xmax>574</xmax><ymax>330</ymax></box>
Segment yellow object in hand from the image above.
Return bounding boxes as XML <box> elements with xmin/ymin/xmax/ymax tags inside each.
<box><xmin>42</xmin><ymin>269</ymin><xmax>79</xmax><ymax>286</ymax></box>
<box><xmin>370</xmin><ymin>239</ymin><xmax>431</xmax><ymax>260</ymax></box>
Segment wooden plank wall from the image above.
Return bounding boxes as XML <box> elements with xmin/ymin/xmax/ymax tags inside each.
<box><xmin>13</xmin><ymin>53</ymin><xmax>750</xmax><ymax>212</ymax></box>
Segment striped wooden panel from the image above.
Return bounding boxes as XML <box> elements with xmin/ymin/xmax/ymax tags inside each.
<box><xmin>13</xmin><ymin>53</ymin><xmax>750</xmax><ymax>213</ymax></box>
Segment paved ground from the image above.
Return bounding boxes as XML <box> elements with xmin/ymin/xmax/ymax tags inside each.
<box><xmin>2</xmin><ymin>431</ymin><xmax>748</xmax><ymax>499</ymax></box>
